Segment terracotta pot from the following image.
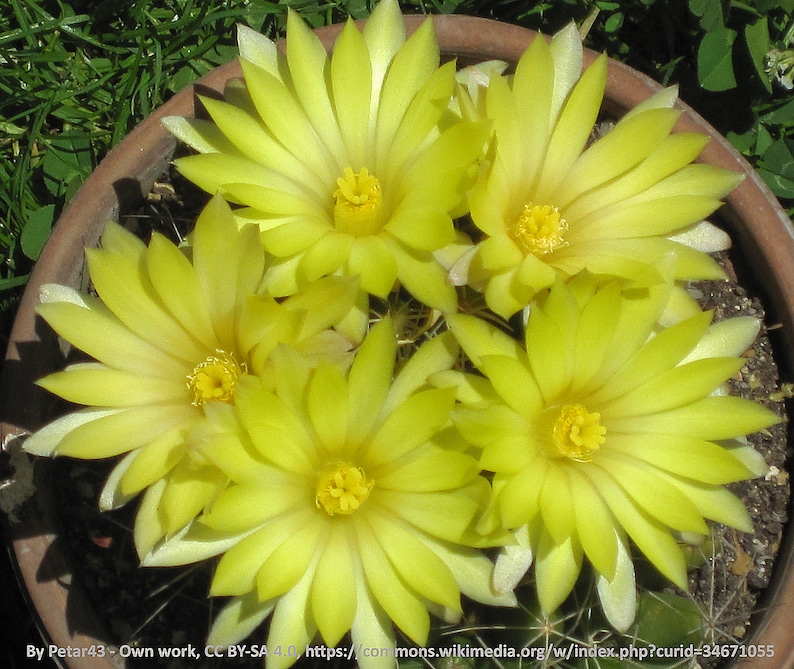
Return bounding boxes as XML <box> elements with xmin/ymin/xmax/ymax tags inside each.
<box><xmin>2</xmin><ymin>14</ymin><xmax>792</xmax><ymax>669</ymax></box>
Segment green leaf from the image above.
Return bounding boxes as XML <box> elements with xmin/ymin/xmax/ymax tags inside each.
<box><xmin>757</xmin><ymin>0</ymin><xmax>794</xmax><ymax>11</ymax></box>
<box><xmin>757</xmin><ymin>139</ymin><xmax>794</xmax><ymax>198</ymax></box>
<box><xmin>634</xmin><ymin>592</ymin><xmax>704</xmax><ymax>651</ymax></box>
<box><xmin>688</xmin><ymin>0</ymin><xmax>725</xmax><ymax>31</ymax></box>
<box><xmin>755</xmin><ymin>123</ymin><xmax>775</xmax><ymax>155</ymax></box>
<box><xmin>42</xmin><ymin>134</ymin><xmax>94</xmax><ymax>198</ymax></box>
<box><xmin>697</xmin><ymin>26</ymin><xmax>738</xmax><ymax>91</ymax></box>
<box><xmin>760</xmin><ymin>99</ymin><xmax>794</xmax><ymax>125</ymax></box>
<box><xmin>604</xmin><ymin>12</ymin><xmax>625</xmax><ymax>33</ymax></box>
<box><xmin>727</xmin><ymin>129</ymin><xmax>755</xmax><ymax>153</ymax></box>
<box><xmin>0</xmin><ymin>275</ymin><xmax>30</xmax><ymax>291</ymax></box>
<box><xmin>763</xmin><ymin>138</ymin><xmax>794</xmax><ymax>179</ymax></box>
<box><xmin>745</xmin><ymin>17</ymin><xmax>772</xmax><ymax>93</ymax></box>
<box><xmin>20</xmin><ymin>205</ymin><xmax>55</xmax><ymax>261</ymax></box>
<box><xmin>758</xmin><ymin>168</ymin><xmax>794</xmax><ymax>198</ymax></box>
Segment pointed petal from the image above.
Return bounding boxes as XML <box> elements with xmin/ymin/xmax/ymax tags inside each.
<box><xmin>206</xmin><ymin>592</ymin><xmax>275</xmax><ymax>648</ymax></box>
<box><xmin>366</xmin><ymin>388</ymin><xmax>456</xmax><ymax>469</ymax></box>
<box><xmin>331</xmin><ymin>20</ymin><xmax>372</xmax><ymax>168</ymax></box>
<box><xmin>266</xmin><ymin>567</ymin><xmax>318</xmax><ymax>669</ymax></box>
<box><xmin>55</xmin><ymin>404</ymin><xmax>197</xmax><ymax>459</ymax></box>
<box><xmin>308</xmin><ymin>362</ymin><xmax>349</xmax><ymax>453</ymax></box>
<box><xmin>311</xmin><ymin>525</ymin><xmax>357</xmax><ymax>646</ymax></box>
<box><xmin>37</xmin><ymin>362</ymin><xmax>187</xmax><ymax>407</ymax></box>
<box><xmin>596</xmin><ymin>530</ymin><xmax>637</xmax><ymax>633</ymax></box>
<box><xmin>347</xmin><ymin>318</ymin><xmax>396</xmax><ymax>444</ymax></box>
<box><xmin>534</xmin><ymin>530</ymin><xmax>582</xmax><ymax>614</ymax></box>
<box><xmin>354</xmin><ymin>516</ymin><xmax>430</xmax><ymax>645</ymax></box>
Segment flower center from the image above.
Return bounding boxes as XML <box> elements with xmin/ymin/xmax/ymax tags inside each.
<box><xmin>187</xmin><ymin>350</ymin><xmax>245</xmax><ymax>406</ymax></box>
<box><xmin>508</xmin><ymin>203</ymin><xmax>568</xmax><ymax>256</ymax></box>
<box><xmin>549</xmin><ymin>403</ymin><xmax>605</xmax><ymax>462</ymax></box>
<box><xmin>315</xmin><ymin>461</ymin><xmax>374</xmax><ymax>516</ymax></box>
<box><xmin>333</xmin><ymin>167</ymin><xmax>384</xmax><ymax>237</ymax></box>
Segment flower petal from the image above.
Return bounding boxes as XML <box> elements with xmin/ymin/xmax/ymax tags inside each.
<box><xmin>331</xmin><ymin>19</ymin><xmax>372</xmax><ymax>168</ymax></box>
<box><xmin>607</xmin><ymin>432</ymin><xmax>752</xmax><ymax>484</ymax></box>
<box><xmin>311</xmin><ymin>524</ymin><xmax>357</xmax><ymax>646</ymax></box>
<box><xmin>609</xmin><ymin>395</ymin><xmax>780</xmax><ymax>440</ymax></box>
<box><xmin>235</xmin><ymin>379</ymin><xmax>315</xmax><ymax>474</ymax></box>
<box><xmin>479</xmin><ymin>354</ymin><xmax>544</xmax><ymax>418</ymax></box>
<box><xmin>594</xmin><ymin>453</ymin><xmax>708</xmax><ymax>534</ymax></box>
<box><xmin>257</xmin><ymin>514</ymin><xmax>323</xmax><ymax>601</ymax></box>
<box><xmin>350</xmin><ymin>575</ymin><xmax>397</xmax><ymax>669</ymax></box>
<box><xmin>366</xmin><ymin>387</ymin><xmax>456</xmax><ymax>468</ymax></box>
<box><xmin>210</xmin><ymin>509</ymin><xmax>311</xmax><ymax>596</ymax></box>
<box><xmin>596</xmin><ymin>530</ymin><xmax>637</xmax><ymax>633</ymax></box>
<box><xmin>160</xmin><ymin>461</ymin><xmax>226</xmax><ymax>535</ymax></box>
<box><xmin>308</xmin><ymin>362</ymin><xmax>350</xmax><ymax>453</ymax></box>
<box><xmin>384</xmin><ymin>238</ymin><xmax>457</xmax><ymax>312</ymax></box>
<box><xmin>375</xmin><ymin>444</ymin><xmax>477</xmax><ymax>492</ymax></box>
<box><xmin>285</xmin><ymin>10</ymin><xmax>345</xmax><ymax>159</ymax></box>
<box><xmin>347</xmin><ymin>235</ymin><xmax>398</xmax><ymax>298</ymax></box>
<box><xmin>201</xmin><ymin>481</ymin><xmax>305</xmax><ymax>534</ymax></box>
<box><xmin>534</xmin><ymin>55</ymin><xmax>607</xmax><ymax>202</ymax></box>
<box><xmin>118</xmin><ymin>426</ymin><xmax>189</xmax><ymax>496</ymax></box>
<box><xmin>55</xmin><ymin>404</ymin><xmax>197</xmax><ymax>459</ymax></box>
<box><xmin>206</xmin><ymin>592</ymin><xmax>275</xmax><ymax>648</ymax></box>
<box><xmin>569</xmin><ymin>469</ymin><xmax>618</xmax><ymax>579</ymax></box>
<box><xmin>347</xmin><ymin>317</ymin><xmax>396</xmax><ymax>443</ymax></box>
<box><xmin>602</xmin><ymin>357</ymin><xmax>743</xmax><ymax>417</ymax></box>
<box><xmin>367</xmin><ymin>511</ymin><xmax>461</xmax><ymax>611</ymax></box>
<box><xmin>385</xmin><ymin>329</ymin><xmax>459</xmax><ymax>411</ymax></box>
<box><xmin>534</xmin><ymin>529</ymin><xmax>582</xmax><ymax>615</ymax></box>
<box><xmin>585</xmin><ymin>466</ymin><xmax>688</xmax><ymax>589</ymax></box>
<box><xmin>354</xmin><ymin>515</ymin><xmax>430</xmax><ymax>645</ymax></box>
<box><xmin>266</xmin><ymin>566</ymin><xmax>318</xmax><ymax>669</ymax></box>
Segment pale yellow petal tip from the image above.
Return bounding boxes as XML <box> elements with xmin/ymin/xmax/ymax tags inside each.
<box><xmin>38</xmin><ymin>283</ymin><xmax>87</xmax><ymax>307</ymax></box>
<box><xmin>682</xmin><ymin>315</ymin><xmax>761</xmax><ymax>363</ymax></box>
<box><xmin>596</xmin><ymin>534</ymin><xmax>637</xmax><ymax>632</ymax></box>
<box><xmin>623</xmin><ymin>85</ymin><xmax>680</xmax><ymax>118</ymax></box>
<box><xmin>492</xmin><ymin>543</ymin><xmax>533</xmax><ymax>595</ymax></box>
<box><xmin>237</xmin><ymin>23</ymin><xmax>278</xmax><ymax>72</ymax></box>
<box><xmin>669</xmin><ymin>220</ymin><xmax>732</xmax><ymax>252</ymax></box>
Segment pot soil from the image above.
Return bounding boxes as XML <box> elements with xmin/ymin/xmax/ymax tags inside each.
<box><xmin>1</xmin><ymin>14</ymin><xmax>792</xmax><ymax>669</ymax></box>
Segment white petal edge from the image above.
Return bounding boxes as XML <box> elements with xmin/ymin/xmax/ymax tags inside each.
<box><xmin>39</xmin><ymin>283</ymin><xmax>88</xmax><ymax>307</ymax></box>
<box><xmin>141</xmin><ymin>519</ymin><xmax>255</xmax><ymax>567</ymax></box>
<box><xmin>668</xmin><ymin>220</ymin><xmax>732</xmax><ymax>252</ymax></box>
<box><xmin>549</xmin><ymin>23</ymin><xmax>584</xmax><ymax>121</ymax></box>
<box><xmin>722</xmin><ymin>437</ymin><xmax>770</xmax><ymax>477</ymax></box>
<box><xmin>23</xmin><ymin>408</ymin><xmax>123</xmax><ymax>456</ymax></box>
<box><xmin>682</xmin><ymin>315</ymin><xmax>761</xmax><ymax>363</ymax></box>
<box><xmin>492</xmin><ymin>524</ymin><xmax>533</xmax><ymax>595</ymax></box>
<box><xmin>237</xmin><ymin>23</ymin><xmax>280</xmax><ymax>77</ymax></box>
<box><xmin>207</xmin><ymin>592</ymin><xmax>276</xmax><ymax>648</ymax></box>
<box><xmin>99</xmin><ymin>450</ymin><xmax>139</xmax><ymax>511</ymax></box>
<box><xmin>596</xmin><ymin>530</ymin><xmax>637</xmax><ymax>633</ymax></box>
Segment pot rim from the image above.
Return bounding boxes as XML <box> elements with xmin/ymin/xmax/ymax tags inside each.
<box><xmin>2</xmin><ymin>13</ymin><xmax>792</xmax><ymax>669</ymax></box>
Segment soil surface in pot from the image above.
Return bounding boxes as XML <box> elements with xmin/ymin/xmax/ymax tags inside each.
<box><xmin>16</xmin><ymin>159</ymin><xmax>787</xmax><ymax>669</ymax></box>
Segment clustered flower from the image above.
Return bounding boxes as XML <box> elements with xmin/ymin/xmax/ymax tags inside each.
<box><xmin>25</xmin><ymin>1</ymin><xmax>780</xmax><ymax>667</ymax></box>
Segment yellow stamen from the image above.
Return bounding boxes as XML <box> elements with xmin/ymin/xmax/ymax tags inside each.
<box><xmin>548</xmin><ymin>403</ymin><xmax>605</xmax><ymax>462</ymax></box>
<box><xmin>333</xmin><ymin>167</ymin><xmax>384</xmax><ymax>237</ymax></box>
<box><xmin>187</xmin><ymin>350</ymin><xmax>245</xmax><ymax>406</ymax></box>
<box><xmin>508</xmin><ymin>203</ymin><xmax>568</xmax><ymax>256</ymax></box>
<box><xmin>315</xmin><ymin>461</ymin><xmax>374</xmax><ymax>516</ymax></box>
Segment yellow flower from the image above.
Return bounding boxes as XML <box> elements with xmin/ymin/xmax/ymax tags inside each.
<box><xmin>162</xmin><ymin>0</ymin><xmax>489</xmax><ymax>313</ymax></box>
<box><xmin>146</xmin><ymin>319</ymin><xmax>514</xmax><ymax>669</ymax></box>
<box><xmin>460</xmin><ymin>24</ymin><xmax>742</xmax><ymax>318</ymax></box>
<box><xmin>444</xmin><ymin>276</ymin><xmax>777</xmax><ymax>629</ymax></box>
<box><xmin>23</xmin><ymin>195</ymin><xmax>359</xmax><ymax>557</ymax></box>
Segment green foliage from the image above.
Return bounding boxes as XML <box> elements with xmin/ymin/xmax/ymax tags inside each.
<box><xmin>633</xmin><ymin>592</ymin><xmax>705</xmax><ymax>658</ymax></box>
